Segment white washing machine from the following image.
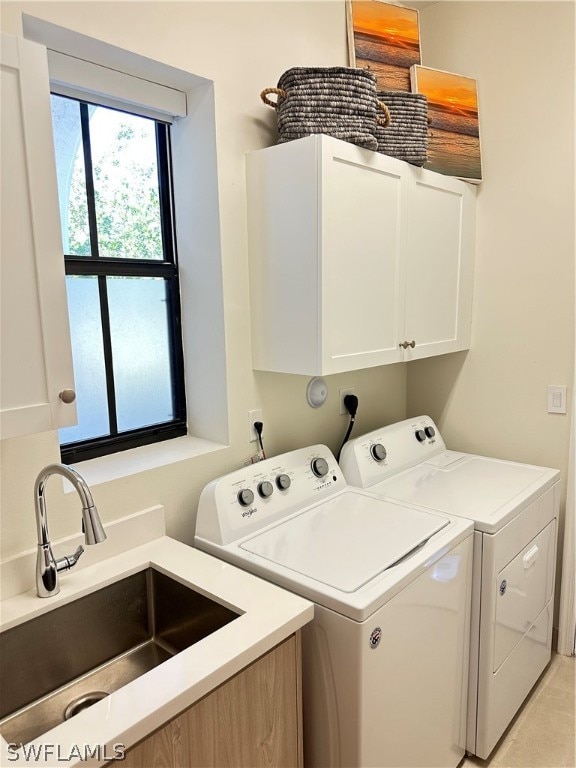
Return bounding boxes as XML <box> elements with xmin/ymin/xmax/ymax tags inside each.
<box><xmin>339</xmin><ymin>416</ymin><xmax>560</xmax><ymax>760</ymax></box>
<box><xmin>195</xmin><ymin>445</ymin><xmax>473</xmax><ymax>768</ymax></box>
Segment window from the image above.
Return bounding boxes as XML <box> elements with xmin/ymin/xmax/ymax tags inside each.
<box><xmin>51</xmin><ymin>94</ymin><xmax>187</xmax><ymax>462</ymax></box>
<box><xmin>23</xmin><ymin>13</ymin><xmax>230</xmax><ymax>478</ymax></box>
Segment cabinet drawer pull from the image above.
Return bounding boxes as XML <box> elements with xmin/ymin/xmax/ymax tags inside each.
<box><xmin>59</xmin><ymin>388</ymin><xmax>76</xmax><ymax>404</ymax></box>
<box><xmin>399</xmin><ymin>340</ymin><xmax>416</xmax><ymax>349</ymax></box>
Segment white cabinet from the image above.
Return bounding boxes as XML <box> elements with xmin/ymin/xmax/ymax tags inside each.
<box><xmin>1</xmin><ymin>34</ymin><xmax>76</xmax><ymax>439</ymax></box>
<box><xmin>247</xmin><ymin>135</ymin><xmax>476</xmax><ymax>375</ymax></box>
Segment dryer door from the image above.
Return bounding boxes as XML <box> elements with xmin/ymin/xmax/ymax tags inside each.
<box><xmin>493</xmin><ymin>519</ymin><xmax>556</xmax><ymax>671</ymax></box>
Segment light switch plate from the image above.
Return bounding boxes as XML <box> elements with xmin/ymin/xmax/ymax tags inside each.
<box><xmin>547</xmin><ymin>385</ymin><xmax>567</xmax><ymax>414</ymax></box>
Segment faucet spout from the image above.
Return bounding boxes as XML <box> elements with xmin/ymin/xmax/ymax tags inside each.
<box><xmin>82</xmin><ymin>506</ymin><xmax>107</xmax><ymax>546</ymax></box>
<box><xmin>34</xmin><ymin>464</ymin><xmax>107</xmax><ymax>597</ymax></box>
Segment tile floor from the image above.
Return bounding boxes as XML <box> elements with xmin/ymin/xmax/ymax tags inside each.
<box><xmin>460</xmin><ymin>653</ymin><xmax>575</xmax><ymax>768</ymax></box>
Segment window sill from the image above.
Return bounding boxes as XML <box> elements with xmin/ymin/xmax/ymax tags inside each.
<box><xmin>67</xmin><ymin>435</ymin><xmax>228</xmax><ymax>490</ymax></box>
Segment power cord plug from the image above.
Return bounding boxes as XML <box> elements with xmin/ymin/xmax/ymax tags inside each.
<box><xmin>254</xmin><ymin>420</ymin><xmax>266</xmax><ymax>459</ymax></box>
<box><xmin>337</xmin><ymin>395</ymin><xmax>359</xmax><ymax>461</ymax></box>
<box><xmin>343</xmin><ymin>394</ymin><xmax>359</xmax><ymax>418</ymax></box>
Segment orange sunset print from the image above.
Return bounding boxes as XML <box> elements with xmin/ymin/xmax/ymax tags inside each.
<box><xmin>347</xmin><ymin>1</ymin><xmax>421</xmax><ymax>91</ymax></box>
<box><xmin>411</xmin><ymin>65</ymin><xmax>482</xmax><ymax>182</ymax></box>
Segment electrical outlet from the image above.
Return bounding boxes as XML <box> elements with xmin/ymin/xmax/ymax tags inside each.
<box><xmin>248</xmin><ymin>409</ymin><xmax>263</xmax><ymax>442</ymax></box>
<box><xmin>339</xmin><ymin>388</ymin><xmax>356</xmax><ymax>415</ymax></box>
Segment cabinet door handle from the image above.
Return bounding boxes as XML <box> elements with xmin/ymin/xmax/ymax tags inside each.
<box><xmin>399</xmin><ymin>340</ymin><xmax>416</xmax><ymax>349</ymax></box>
<box><xmin>59</xmin><ymin>388</ymin><xmax>76</xmax><ymax>404</ymax></box>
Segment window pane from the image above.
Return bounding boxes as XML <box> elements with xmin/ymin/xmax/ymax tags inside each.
<box><xmin>89</xmin><ymin>107</ymin><xmax>164</xmax><ymax>260</ymax></box>
<box><xmin>50</xmin><ymin>95</ymin><xmax>91</xmax><ymax>256</ymax></box>
<box><xmin>59</xmin><ymin>277</ymin><xmax>110</xmax><ymax>444</ymax></box>
<box><xmin>107</xmin><ymin>277</ymin><xmax>175</xmax><ymax>432</ymax></box>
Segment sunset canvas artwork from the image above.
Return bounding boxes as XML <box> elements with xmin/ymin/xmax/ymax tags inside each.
<box><xmin>411</xmin><ymin>65</ymin><xmax>482</xmax><ymax>182</ymax></box>
<box><xmin>347</xmin><ymin>0</ymin><xmax>421</xmax><ymax>91</ymax></box>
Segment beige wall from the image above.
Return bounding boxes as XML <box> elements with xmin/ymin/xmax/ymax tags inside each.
<box><xmin>0</xmin><ymin>1</ymin><xmax>407</xmax><ymax>561</ymax></box>
<box><xmin>412</xmin><ymin>1</ymin><xmax>575</xmax><ymax>620</ymax></box>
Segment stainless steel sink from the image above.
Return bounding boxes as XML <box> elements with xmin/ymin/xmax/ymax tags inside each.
<box><xmin>0</xmin><ymin>568</ymin><xmax>239</xmax><ymax>745</ymax></box>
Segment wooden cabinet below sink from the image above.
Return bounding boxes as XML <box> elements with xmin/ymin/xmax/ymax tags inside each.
<box><xmin>117</xmin><ymin>632</ymin><xmax>302</xmax><ymax>768</ymax></box>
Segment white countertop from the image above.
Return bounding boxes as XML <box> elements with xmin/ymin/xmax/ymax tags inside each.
<box><xmin>0</xmin><ymin>535</ymin><xmax>313</xmax><ymax>767</ymax></box>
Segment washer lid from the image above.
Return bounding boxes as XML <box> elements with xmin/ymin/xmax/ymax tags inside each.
<box><xmin>240</xmin><ymin>490</ymin><xmax>449</xmax><ymax>593</ymax></box>
<box><xmin>379</xmin><ymin>454</ymin><xmax>559</xmax><ymax>532</ymax></box>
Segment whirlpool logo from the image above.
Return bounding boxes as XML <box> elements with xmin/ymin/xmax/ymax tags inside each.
<box><xmin>241</xmin><ymin>507</ymin><xmax>257</xmax><ymax>518</ymax></box>
<box><xmin>369</xmin><ymin>627</ymin><xmax>382</xmax><ymax>649</ymax></box>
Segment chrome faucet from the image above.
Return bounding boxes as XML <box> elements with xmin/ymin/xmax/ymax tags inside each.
<box><xmin>34</xmin><ymin>463</ymin><xmax>107</xmax><ymax>597</ymax></box>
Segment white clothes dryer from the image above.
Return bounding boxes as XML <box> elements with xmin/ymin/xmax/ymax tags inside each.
<box><xmin>339</xmin><ymin>416</ymin><xmax>560</xmax><ymax>760</ymax></box>
<box><xmin>195</xmin><ymin>445</ymin><xmax>473</xmax><ymax>768</ymax></box>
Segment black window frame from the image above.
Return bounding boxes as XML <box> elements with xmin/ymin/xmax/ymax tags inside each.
<box><xmin>57</xmin><ymin>97</ymin><xmax>187</xmax><ymax>464</ymax></box>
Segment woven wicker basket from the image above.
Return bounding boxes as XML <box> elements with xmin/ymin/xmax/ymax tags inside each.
<box><xmin>261</xmin><ymin>67</ymin><xmax>390</xmax><ymax>151</ymax></box>
<box><xmin>374</xmin><ymin>91</ymin><xmax>428</xmax><ymax>166</ymax></box>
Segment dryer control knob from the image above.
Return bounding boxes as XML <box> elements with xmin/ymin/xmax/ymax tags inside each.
<box><xmin>370</xmin><ymin>443</ymin><xmax>387</xmax><ymax>462</ymax></box>
<box><xmin>311</xmin><ymin>457</ymin><xmax>329</xmax><ymax>478</ymax></box>
<box><xmin>237</xmin><ymin>488</ymin><xmax>255</xmax><ymax>507</ymax></box>
<box><xmin>276</xmin><ymin>473</ymin><xmax>291</xmax><ymax>490</ymax></box>
<box><xmin>257</xmin><ymin>481</ymin><xmax>274</xmax><ymax>499</ymax></box>
<box><xmin>425</xmin><ymin>426</ymin><xmax>436</xmax><ymax>439</ymax></box>
<box><xmin>415</xmin><ymin>430</ymin><xmax>427</xmax><ymax>443</ymax></box>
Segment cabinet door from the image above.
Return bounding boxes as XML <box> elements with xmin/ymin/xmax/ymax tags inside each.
<box><xmin>119</xmin><ymin>633</ymin><xmax>303</xmax><ymax>768</ymax></box>
<box><xmin>1</xmin><ymin>34</ymin><xmax>76</xmax><ymax>439</ymax></box>
<box><xmin>402</xmin><ymin>169</ymin><xmax>476</xmax><ymax>360</ymax></box>
<box><xmin>320</xmin><ymin>140</ymin><xmax>407</xmax><ymax>373</ymax></box>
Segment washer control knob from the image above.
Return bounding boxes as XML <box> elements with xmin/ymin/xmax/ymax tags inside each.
<box><xmin>276</xmin><ymin>473</ymin><xmax>291</xmax><ymax>491</ymax></box>
<box><xmin>415</xmin><ymin>430</ymin><xmax>427</xmax><ymax>443</ymax></box>
<box><xmin>311</xmin><ymin>457</ymin><xmax>329</xmax><ymax>478</ymax></box>
<box><xmin>257</xmin><ymin>481</ymin><xmax>274</xmax><ymax>499</ymax></box>
<box><xmin>425</xmin><ymin>426</ymin><xmax>436</xmax><ymax>439</ymax></box>
<box><xmin>237</xmin><ymin>488</ymin><xmax>255</xmax><ymax>507</ymax></box>
<box><xmin>370</xmin><ymin>443</ymin><xmax>387</xmax><ymax>462</ymax></box>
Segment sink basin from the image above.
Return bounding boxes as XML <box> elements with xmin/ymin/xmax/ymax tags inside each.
<box><xmin>0</xmin><ymin>568</ymin><xmax>239</xmax><ymax>745</ymax></box>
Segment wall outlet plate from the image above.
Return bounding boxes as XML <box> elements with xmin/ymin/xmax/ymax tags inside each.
<box><xmin>339</xmin><ymin>388</ymin><xmax>356</xmax><ymax>415</ymax></box>
<box><xmin>248</xmin><ymin>409</ymin><xmax>263</xmax><ymax>441</ymax></box>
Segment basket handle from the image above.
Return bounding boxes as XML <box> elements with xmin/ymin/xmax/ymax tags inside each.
<box><xmin>260</xmin><ymin>87</ymin><xmax>287</xmax><ymax>109</ymax></box>
<box><xmin>376</xmin><ymin>100</ymin><xmax>391</xmax><ymax>127</ymax></box>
